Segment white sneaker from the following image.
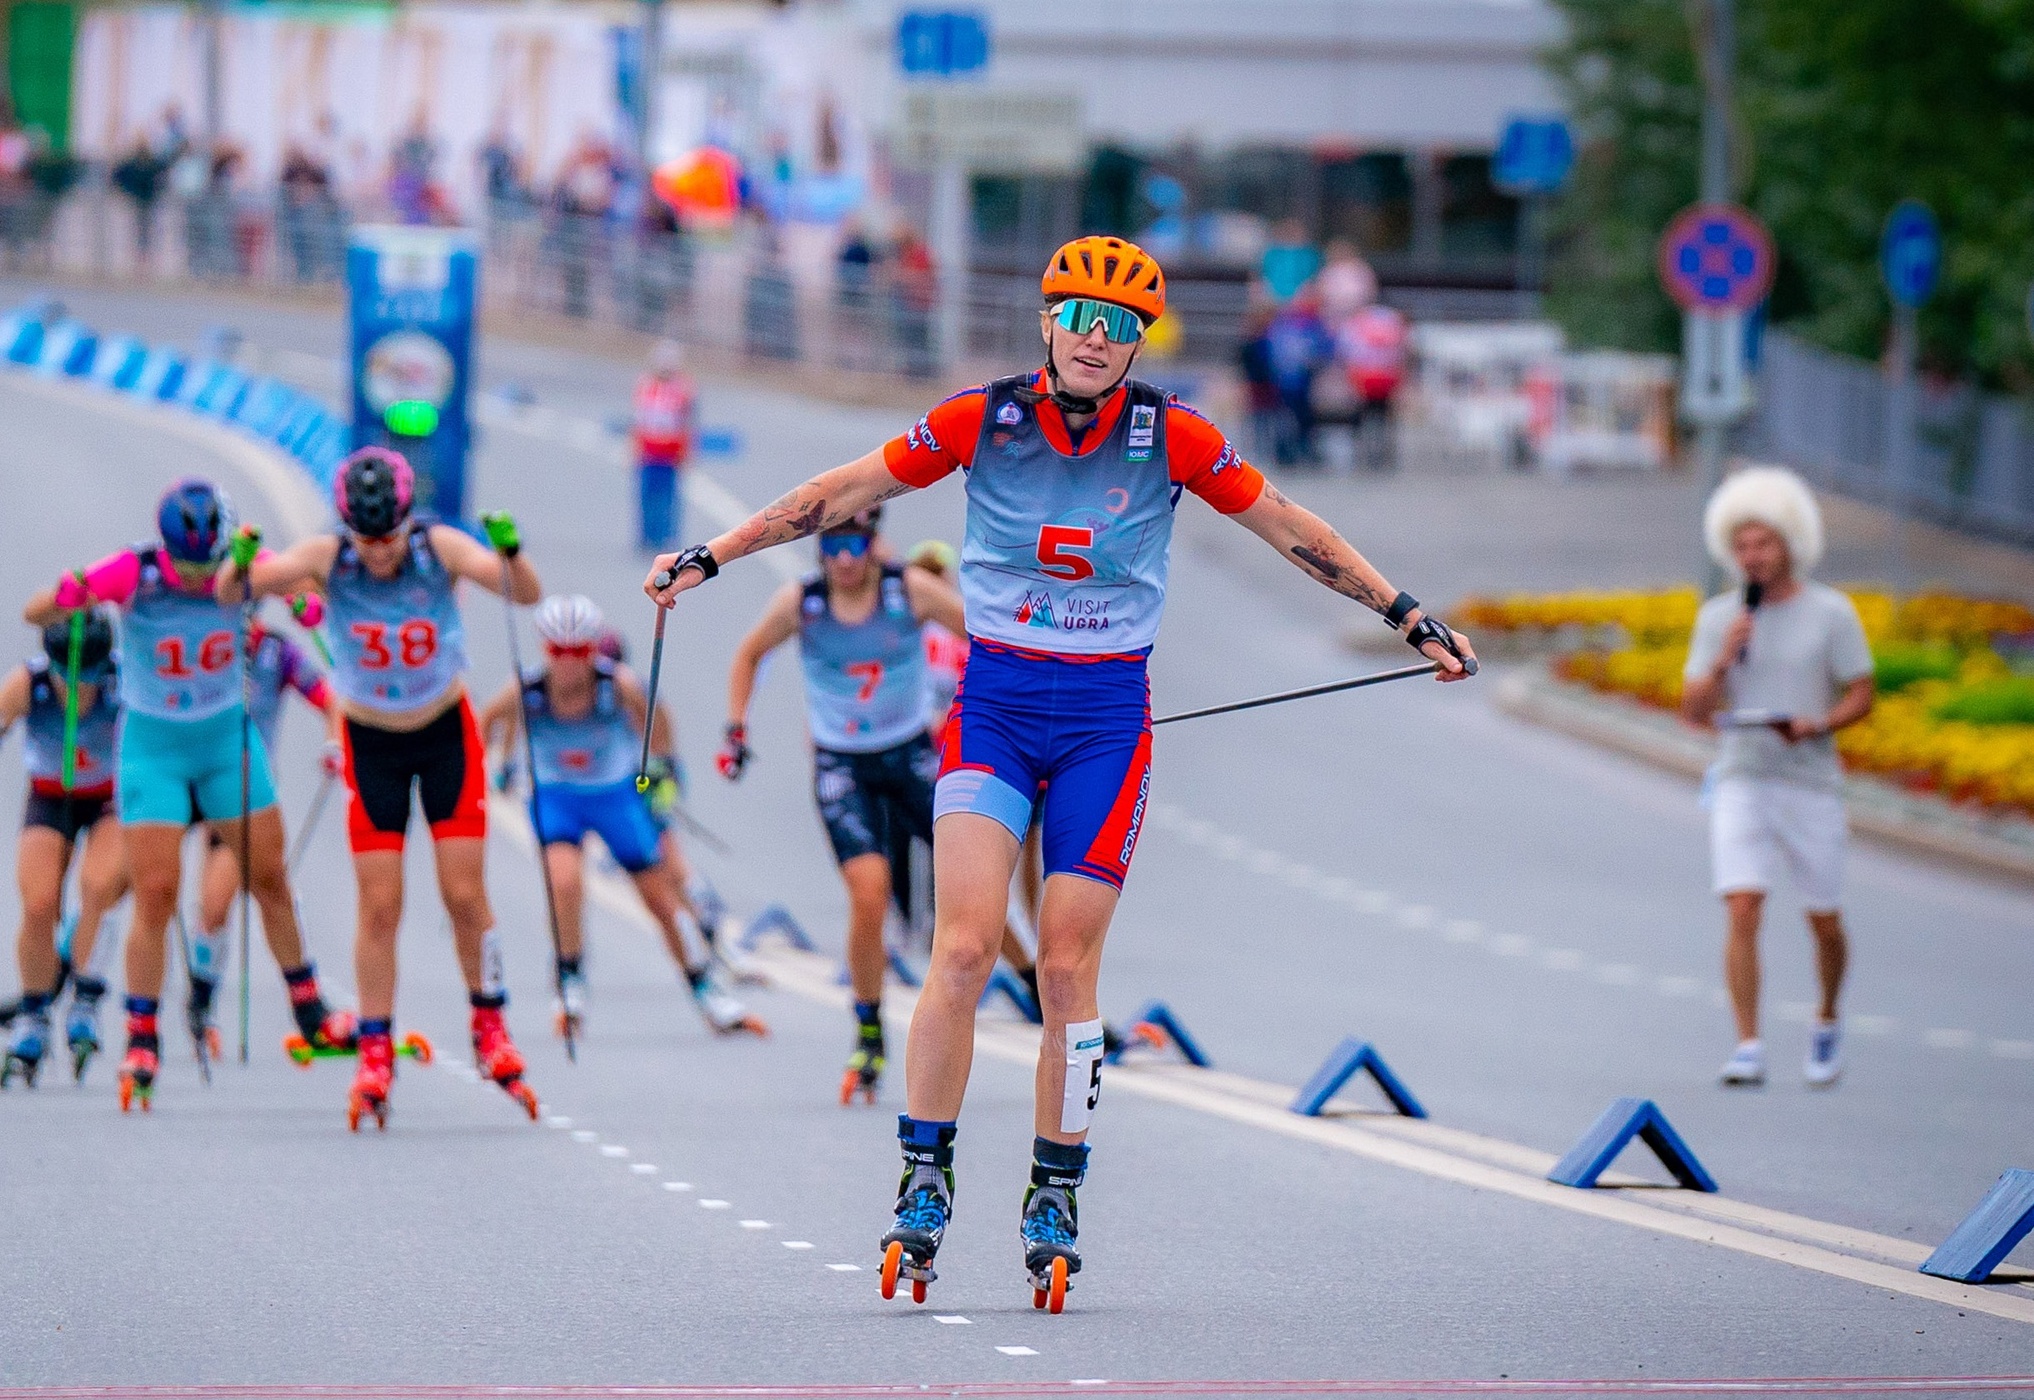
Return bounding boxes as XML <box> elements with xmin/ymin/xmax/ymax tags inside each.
<box><xmin>1804</xmin><ymin>1020</ymin><xmax>1843</xmax><ymax>1088</ymax></box>
<box><xmin>1719</xmin><ymin>1039</ymin><xmax>1766</xmax><ymax>1087</ymax></box>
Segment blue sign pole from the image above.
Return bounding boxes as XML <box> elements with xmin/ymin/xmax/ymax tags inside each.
<box><xmin>345</xmin><ymin>227</ymin><xmax>479</xmax><ymax>525</ymax></box>
<box><xmin>1493</xmin><ymin>116</ymin><xmax>1574</xmax><ymax>313</ymax></box>
<box><xmin>1878</xmin><ymin>200</ymin><xmax>1937</xmax><ymax>588</ymax></box>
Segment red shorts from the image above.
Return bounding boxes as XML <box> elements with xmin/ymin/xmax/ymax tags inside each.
<box><xmin>342</xmin><ymin>695</ymin><xmax>487</xmax><ymax>854</ymax></box>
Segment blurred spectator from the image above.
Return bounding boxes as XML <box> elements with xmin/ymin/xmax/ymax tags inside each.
<box><xmin>631</xmin><ymin>340</ymin><xmax>696</xmax><ymax>551</ymax></box>
<box><xmin>1235</xmin><ymin>302</ymin><xmax>1282</xmax><ymax>463</ymax></box>
<box><xmin>1258</xmin><ymin>217</ymin><xmax>1321</xmax><ymax>304</ymax></box>
<box><xmin>1316</xmin><ymin>240</ymin><xmax>1378</xmax><ymax>319</ymax></box>
<box><xmin>184</xmin><ymin>146</ymin><xmax>243</xmax><ymax>280</ymax></box>
<box><xmin>553</xmin><ymin>133</ymin><xmax>617</xmax><ymax>318</ymax></box>
<box><xmin>890</xmin><ymin>224</ymin><xmax>936</xmax><ymax>378</ymax></box>
<box><xmin>278</xmin><ymin>143</ymin><xmax>340</xmax><ymax>282</ymax></box>
<box><xmin>388</xmin><ymin>113</ymin><xmax>443</xmax><ymax>225</ymax></box>
<box><xmin>1315</xmin><ymin>242</ymin><xmax>1403</xmax><ymax>470</ymax></box>
<box><xmin>629</xmin><ymin>187</ymin><xmax>689</xmax><ymax>333</ymax></box>
<box><xmin>112</xmin><ymin>136</ymin><xmax>174</xmax><ymax>264</ymax></box>
<box><xmin>0</xmin><ymin>103</ymin><xmax>31</xmax><ymax>271</ymax></box>
<box><xmin>479</xmin><ymin>123</ymin><xmax>531</xmax><ymax>222</ymax></box>
<box><xmin>835</xmin><ymin>217</ymin><xmax>880</xmax><ymax>367</ymax></box>
<box><xmin>1263</xmin><ymin>293</ymin><xmax>1334</xmax><ymax>465</ymax></box>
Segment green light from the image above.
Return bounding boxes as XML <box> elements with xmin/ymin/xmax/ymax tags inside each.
<box><xmin>383</xmin><ymin>399</ymin><xmax>440</xmax><ymax>437</ymax></box>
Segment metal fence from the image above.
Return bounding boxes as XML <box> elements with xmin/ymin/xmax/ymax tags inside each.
<box><xmin>1749</xmin><ymin>329</ymin><xmax>2034</xmax><ymax>549</ymax></box>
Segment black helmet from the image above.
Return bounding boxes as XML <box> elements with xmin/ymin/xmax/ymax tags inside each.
<box><xmin>334</xmin><ymin>447</ymin><xmax>416</xmax><ymax>538</ymax></box>
<box><xmin>43</xmin><ymin>608</ymin><xmax>116</xmax><ymax>683</ymax></box>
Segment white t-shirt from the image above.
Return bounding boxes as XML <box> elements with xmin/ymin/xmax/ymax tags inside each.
<box><xmin>1683</xmin><ymin>581</ymin><xmax>1874</xmax><ymax>794</ymax></box>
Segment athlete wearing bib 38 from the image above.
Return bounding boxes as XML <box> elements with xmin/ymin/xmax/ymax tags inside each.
<box><xmin>25</xmin><ymin>479</ymin><xmax>354</xmax><ymax>1111</ymax></box>
<box><xmin>649</xmin><ymin>235</ymin><xmax>1475</xmax><ymax>1311</ymax></box>
<box><xmin>222</xmin><ymin>448</ymin><xmax>544</xmax><ymax>1129</ymax></box>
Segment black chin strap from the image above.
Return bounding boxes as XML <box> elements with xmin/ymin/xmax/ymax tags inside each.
<box><xmin>1016</xmin><ymin>344</ymin><xmax>1134</xmax><ymax>418</ymax></box>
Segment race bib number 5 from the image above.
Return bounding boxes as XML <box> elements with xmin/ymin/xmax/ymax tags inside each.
<box><xmin>349</xmin><ymin>619</ymin><xmax>439</xmax><ymax>669</ymax></box>
<box><xmin>1035</xmin><ymin>525</ymin><xmax>1095</xmax><ymax>582</ymax></box>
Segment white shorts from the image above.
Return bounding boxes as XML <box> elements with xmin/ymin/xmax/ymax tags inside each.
<box><xmin>1709</xmin><ymin>776</ymin><xmax>1846</xmax><ymax>910</ymax></box>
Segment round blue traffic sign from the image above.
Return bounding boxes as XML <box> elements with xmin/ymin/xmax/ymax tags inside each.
<box><xmin>1657</xmin><ymin>203</ymin><xmax>1775</xmax><ymax>312</ymax></box>
<box><xmin>1881</xmin><ymin>199</ymin><xmax>1941</xmax><ymax>309</ymax></box>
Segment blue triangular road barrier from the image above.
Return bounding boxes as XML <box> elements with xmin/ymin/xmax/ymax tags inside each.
<box><xmin>979</xmin><ymin>967</ymin><xmax>1040</xmax><ymax>1022</ymax></box>
<box><xmin>739</xmin><ymin>903</ymin><xmax>814</xmax><ymax>953</ymax></box>
<box><xmin>1920</xmin><ymin>1168</ymin><xmax>2034</xmax><ymax>1283</ymax></box>
<box><xmin>1108</xmin><ymin>1000</ymin><xmax>1211</xmax><ymax>1067</ymax></box>
<box><xmin>1547</xmin><ymin>1096</ymin><xmax>1717</xmax><ymax>1192</ymax></box>
<box><xmin>1289</xmin><ymin>1037</ymin><xmax>1427</xmax><ymax>1118</ymax></box>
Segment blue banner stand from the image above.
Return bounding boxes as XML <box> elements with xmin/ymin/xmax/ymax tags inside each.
<box><xmin>1547</xmin><ymin>1096</ymin><xmax>1717</xmax><ymax>1192</ymax></box>
<box><xmin>738</xmin><ymin>904</ymin><xmax>814</xmax><ymax>953</ymax></box>
<box><xmin>979</xmin><ymin>967</ymin><xmax>1040</xmax><ymax>1022</ymax></box>
<box><xmin>1107</xmin><ymin>1000</ymin><xmax>1211</xmax><ymax>1068</ymax></box>
<box><xmin>1289</xmin><ymin>1038</ymin><xmax>1427</xmax><ymax>1119</ymax></box>
<box><xmin>1920</xmin><ymin>1168</ymin><xmax>2034</xmax><ymax>1282</ymax></box>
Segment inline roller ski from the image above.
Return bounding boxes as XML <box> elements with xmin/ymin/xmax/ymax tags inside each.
<box><xmin>688</xmin><ymin>970</ymin><xmax>767</xmax><ymax>1037</ymax></box>
<box><xmin>66</xmin><ymin>980</ymin><xmax>105</xmax><ymax>1083</ymax></box>
<box><xmin>840</xmin><ymin>1018</ymin><xmax>884</xmax><ymax>1106</ymax></box>
<box><xmin>1021</xmin><ymin>1139</ymin><xmax>1089</xmax><ymax>1315</ymax></box>
<box><xmin>347</xmin><ymin>1032</ymin><xmax>396</xmax><ymax>1132</ymax></box>
<box><xmin>879</xmin><ymin>1120</ymin><xmax>955</xmax><ymax>1305</ymax></box>
<box><xmin>285</xmin><ymin>1030</ymin><xmax>433</xmax><ymax>1067</ymax></box>
<box><xmin>117</xmin><ymin>1011</ymin><xmax>160</xmax><ymax>1113</ymax></box>
<box><xmin>2</xmin><ymin>1006</ymin><xmax>52</xmax><ymax>1088</ymax></box>
<box><xmin>553</xmin><ymin>968</ymin><xmax>588</xmax><ymax>1041</ymax></box>
<box><xmin>472</xmin><ymin>1005</ymin><xmax>539</xmax><ymax>1120</ymax></box>
<box><xmin>185</xmin><ymin>976</ymin><xmax>225</xmax><ymax>1066</ymax></box>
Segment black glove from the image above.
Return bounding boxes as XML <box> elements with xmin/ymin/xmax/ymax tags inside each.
<box><xmin>1406</xmin><ymin>615</ymin><xmax>1476</xmax><ymax>674</ymax></box>
<box><xmin>715</xmin><ymin>723</ymin><xmax>751</xmax><ymax>781</ymax></box>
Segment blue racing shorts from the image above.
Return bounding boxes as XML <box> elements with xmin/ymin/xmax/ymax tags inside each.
<box><xmin>934</xmin><ymin>638</ymin><xmax>1153</xmax><ymax>890</ymax></box>
<box><xmin>117</xmin><ymin>708</ymin><xmax>279</xmax><ymax>826</ymax></box>
<box><xmin>532</xmin><ymin>778</ymin><xmax>662</xmax><ymax>873</ymax></box>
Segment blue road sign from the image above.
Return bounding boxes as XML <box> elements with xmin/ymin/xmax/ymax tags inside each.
<box><xmin>1493</xmin><ymin>116</ymin><xmax>1574</xmax><ymax>196</ymax></box>
<box><xmin>897</xmin><ymin>11</ymin><xmax>990</xmax><ymax>77</ymax></box>
<box><xmin>1658</xmin><ymin>203</ymin><xmax>1775</xmax><ymax>312</ymax></box>
<box><xmin>346</xmin><ymin>227</ymin><xmax>479</xmax><ymax>525</ymax></box>
<box><xmin>1882</xmin><ymin>199</ymin><xmax>1941</xmax><ymax>309</ymax></box>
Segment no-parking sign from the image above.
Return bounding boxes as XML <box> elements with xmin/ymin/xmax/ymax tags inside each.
<box><xmin>1657</xmin><ymin>203</ymin><xmax>1775</xmax><ymax>313</ymax></box>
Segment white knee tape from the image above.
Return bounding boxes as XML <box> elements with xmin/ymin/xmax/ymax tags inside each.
<box><xmin>1058</xmin><ymin>1017</ymin><xmax>1107</xmax><ymax>1135</ymax></box>
<box><xmin>479</xmin><ymin>928</ymin><xmax>506</xmax><ymax>997</ymax></box>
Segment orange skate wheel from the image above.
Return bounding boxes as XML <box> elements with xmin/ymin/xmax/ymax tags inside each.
<box><xmin>347</xmin><ymin>1096</ymin><xmax>364</xmax><ymax>1133</ymax></box>
<box><xmin>1131</xmin><ymin>1021</ymin><xmax>1165</xmax><ymax>1051</ymax></box>
<box><xmin>1046</xmin><ymin>1256</ymin><xmax>1068</xmax><ymax>1314</ymax></box>
<box><xmin>839</xmin><ymin>1069</ymin><xmax>858</xmax><ymax>1107</ymax></box>
<box><xmin>284</xmin><ymin>1034</ymin><xmax>312</xmax><ymax>1067</ymax></box>
<box><xmin>204</xmin><ymin>1027</ymin><xmax>222</xmax><ymax>1059</ymax></box>
<box><xmin>402</xmin><ymin>1032</ymin><xmax>434</xmax><ymax>1065</ymax></box>
<box><xmin>879</xmin><ymin>1241</ymin><xmax>902</xmax><ymax>1300</ymax></box>
<box><xmin>911</xmin><ymin>1278</ymin><xmax>927</xmax><ymax>1305</ymax></box>
<box><xmin>739</xmin><ymin>1017</ymin><xmax>769</xmax><ymax>1037</ymax></box>
<box><xmin>1033</xmin><ymin>1286</ymin><xmax>1047</xmax><ymax>1310</ymax></box>
<box><xmin>118</xmin><ymin>1076</ymin><xmax>134</xmax><ymax>1113</ymax></box>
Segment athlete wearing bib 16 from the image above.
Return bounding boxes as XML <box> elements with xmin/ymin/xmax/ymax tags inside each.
<box><xmin>649</xmin><ymin>235</ymin><xmax>1475</xmax><ymax>1311</ymax></box>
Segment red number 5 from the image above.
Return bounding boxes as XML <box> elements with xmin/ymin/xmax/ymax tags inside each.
<box><xmin>1036</xmin><ymin>525</ymin><xmax>1095</xmax><ymax>582</ymax></box>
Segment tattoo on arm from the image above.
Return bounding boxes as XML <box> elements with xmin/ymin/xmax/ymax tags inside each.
<box><xmin>1290</xmin><ymin>540</ymin><xmax>1392</xmax><ymax>612</ymax></box>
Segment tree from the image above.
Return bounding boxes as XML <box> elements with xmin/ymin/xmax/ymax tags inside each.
<box><xmin>1544</xmin><ymin>0</ymin><xmax>2034</xmax><ymax>391</ymax></box>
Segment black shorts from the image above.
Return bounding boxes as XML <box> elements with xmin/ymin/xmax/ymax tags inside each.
<box><xmin>341</xmin><ymin>697</ymin><xmax>488</xmax><ymax>854</ymax></box>
<box><xmin>813</xmin><ymin>734</ymin><xmax>937</xmax><ymax>868</ymax></box>
<box><xmin>23</xmin><ymin>789</ymin><xmax>115</xmax><ymax>842</ymax></box>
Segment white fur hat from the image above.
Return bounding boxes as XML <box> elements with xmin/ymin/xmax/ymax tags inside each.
<box><xmin>1703</xmin><ymin>463</ymin><xmax>1824</xmax><ymax>577</ymax></box>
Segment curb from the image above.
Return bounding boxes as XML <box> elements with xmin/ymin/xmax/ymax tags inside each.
<box><xmin>1493</xmin><ymin>663</ymin><xmax>2034</xmax><ymax>888</ymax></box>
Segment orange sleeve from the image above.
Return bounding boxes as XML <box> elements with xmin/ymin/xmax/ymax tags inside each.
<box><xmin>1166</xmin><ymin>402</ymin><xmax>1265</xmax><ymax>515</ymax></box>
<box><xmin>882</xmin><ymin>389</ymin><xmax>989</xmax><ymax>488</ymax></box>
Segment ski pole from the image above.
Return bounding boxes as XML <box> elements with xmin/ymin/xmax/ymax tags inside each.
<box><xmin>496</xmin><ymin>548</ymin><xmax>576</xmax><ymax>1064</ymax></box>
<box><xmin>287</xmin><ymin>772</ymin><xmax>336</xmax><ymax>877</ymax></box>
<box><xmin>236</xmin><ymin>596</ymin><xmax>255</xmax><ymax>1066</ymax></box>
<box><xmin>1150</xmin><ymin>656</ymin><xmax>1475</xmax><ymax>729</ymax></box>
<box><xmin>636</xmin><ymin>585</ymin><xmax>672</xmax><ymax>794</ymax></box>
<box><xmin>672</xmin><ymin>803</ymin><xmax>732</xmax><ymax>856</ymax></box>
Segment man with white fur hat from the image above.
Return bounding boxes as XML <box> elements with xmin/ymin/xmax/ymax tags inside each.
<box><xmin>1681</xmin><ymin>465</ymin><xmax>1875</xmax><ymax>1088</ymax></box>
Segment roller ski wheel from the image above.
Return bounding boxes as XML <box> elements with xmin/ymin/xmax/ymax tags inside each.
<box><xmin>285</xmin><ymin>1031</ymin><xmax>432</xmax><ymax>1067</ymax></box>
<box><xmin>553</xmin><ymin>971</ymin><xmax>589</xmax><ymax>1043</ymax></box>
<box><xmin>472</xmin><ymin>1008</ymin><xmax>538</xmax><ymax>1121</ymax></box>
<box><xmin>693</xmin><ymin>979</ymin><xmax>767</xmax><ymax>1037</ymax></box>
<box><xmin>878</xmin><ymin>1239</ymin><xmax>931</xmax><ymax>1304</ymax></box>
<box><xmin>839</xmin><ymin>1065</ymin><xmax>876</xmax><ymax>1107</ymax></box>
<box><xmin>1</xmin><ymin>1049</ymin><xmax>41</xmax><ymax>1089</ymax></box>
<box><xmin>553</xmin><ymin>1008</ymin><xmax>583</xmax><ymax>1041</ymax></box>
<box><xmin>347</xmin><ymin>1089</ymin><xmax>387</xmax><ymax>1133</ymax></box>
<box><xmin>502</xmin><ymin>1076</ymin><xmax>540</xmax><ymax>1120</ymax></box>
<box><xmin>348</xmin><ymin>1034</ymin><xmax>396</xmax><ymax>1133</ymax></box>
<box><xmin>66</xmin><ymin>1000</ymin><xmax>102</xmax><ymax>1084</ymax></box>
<box><xmin>1031</xmin><ymin>1255</ymin><xmax>1070</xmax><ymax>1314</ymax></box>
<box><xmin>117</xmin><ymin>1054</ymin><xmax>157</xmax><ymax>1113</ymax></box>
<box><xmin>2</xmin><ymin>1014</ymin><xmax>49</xmax><ymax>1089</ymax></box>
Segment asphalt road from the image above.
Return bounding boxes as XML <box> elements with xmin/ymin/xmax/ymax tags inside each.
<box><xmin>0</xmin><ymin>280</ymin><xmax>2031</xmax><ymax>1397</ymax></box>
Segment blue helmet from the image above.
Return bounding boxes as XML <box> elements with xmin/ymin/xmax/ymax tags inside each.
<box><xmin>156</xmin><ymin>478</ymin><xmax>234</xmax><ymax>564</ymax></box>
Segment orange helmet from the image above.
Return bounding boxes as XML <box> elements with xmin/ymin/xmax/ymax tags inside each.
<box><xmin>1041</xmin><ymin>236</ymin><xmax>1166</xmax><ymax>327</ymax></box>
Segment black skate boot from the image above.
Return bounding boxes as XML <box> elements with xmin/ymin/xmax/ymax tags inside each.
<box><xmin>879</xmin><ymin>1117</ymin><xmax>955</xmax><ymax>1304</ymax></box>
<box><xmin>1022</xmin><ymin>1137</ymin><xmax>1088</xmax><ymax>1314</ymax></box>
<box><xmin>1</xmin><ymin>995</ymin><xmax>53</xmax><ymax>1089</ymax></box>
<box><xmin>67</xmin><ymin>977</ymin><xmax>106</xmax><ymax>1082</ymax></box>
<box><xmin>840</xmin><ymin>1002</ymin><xmax>884</xmax><ymax>1106</ymax></box>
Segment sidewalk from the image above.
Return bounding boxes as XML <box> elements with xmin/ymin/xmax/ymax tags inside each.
<box><xmin>1493</xmin><ymin>661</ymin><xmax>2034</xmax><ymax>886</ymax></box>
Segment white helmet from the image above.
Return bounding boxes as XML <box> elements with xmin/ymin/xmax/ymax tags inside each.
<box><xmin>535</xmin><ymin>594</ymin><xmax>606</xmax><ymax>648</ymax></box>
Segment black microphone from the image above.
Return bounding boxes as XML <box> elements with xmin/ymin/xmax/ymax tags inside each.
<box><xmin>1738</xmin><ymin>580</ymin><xmax>1764</xmax><ymax>662</ymax></box>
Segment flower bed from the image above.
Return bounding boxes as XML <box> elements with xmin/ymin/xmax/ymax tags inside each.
<box><xmin>1456</xmin><ymin>587</ymin><xmax>2034</xmax><ymax>816</ymax></box>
